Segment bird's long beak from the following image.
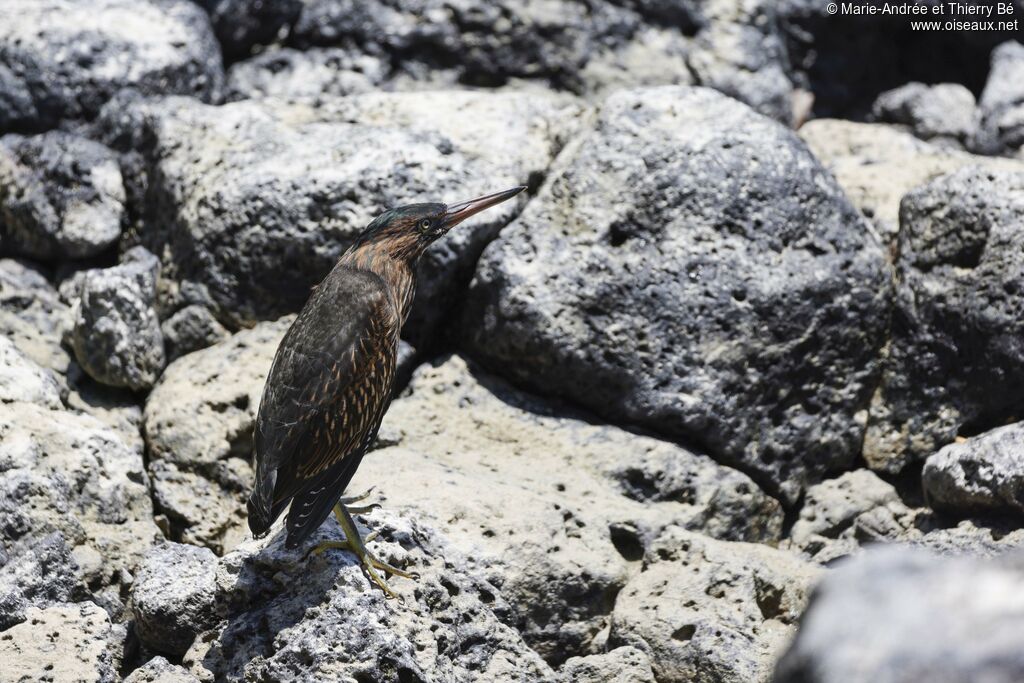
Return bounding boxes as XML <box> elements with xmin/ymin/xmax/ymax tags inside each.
<box><xmin>440</xmin><ymin>185</ymin><xmax>527</xmax><ymax>231</ymax></box>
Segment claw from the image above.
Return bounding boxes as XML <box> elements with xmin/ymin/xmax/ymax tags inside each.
<box><xmin>313</xmin><ymin>502</ymin><xmax>417</xmax><ymax>600</ymax></box>
<box><xmin>338</xmin><ymin>487</ymin><xmax>375</xmax><ymax>505</ymax></box>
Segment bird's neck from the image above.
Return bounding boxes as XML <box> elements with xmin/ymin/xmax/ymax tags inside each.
<box><xmin>340</xmin><ymin>243</ymin><xmax>418</xmax><ymax>324</ymax></box>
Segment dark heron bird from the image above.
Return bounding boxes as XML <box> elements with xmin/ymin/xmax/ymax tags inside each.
<box><xmin>247</xmin><ymin>185</ymin><xmax>526</xmax><ymax>597</ymax></box>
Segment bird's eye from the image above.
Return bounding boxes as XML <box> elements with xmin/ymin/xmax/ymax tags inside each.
<box><xmin>419</xmin><ymin>219</ymin><xmax>432</xmax><ymax>233</ymax></box>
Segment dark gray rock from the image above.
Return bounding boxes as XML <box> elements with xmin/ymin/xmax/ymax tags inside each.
<box><xmin>225</xmin><ymin>46</ymin><xmax>387</xmax><ymax>101</ymax></box>
<box><xmin>0</xmin><ymin>0</ymin><xmax>223</xmax><ymax>133</ymax></box>
<box><xmin>864</xmin><ymin>167</ymin><xmax>1024</xmax><ymax>473</ymax></box>
<box><xmin>0</xmin><ymin>132</ymin><xmax>125</xmax><ymax>261</ymax></box>
<box><xmin>194</xmin><ymin>0</ymin><xmax>302</xmax><ymax>62</ymax></box>
<box><xmin>160</xmin><ymin>304</ymin><xmax>228</xmax><ymax>362</ymax></box>
<box><xmin>774</xmin><ymin>546</ymin><xmax>1024</xmax><ymax>683</ymax></box>
<box><xmin>975</xmin><ymin>41</ymin><xmax>1024</xmax><ymax>155</ymax></box>
<box><xmin>128</xmin><ymin>92</ymin><xmax>580</xmax><ymax>346</ymax></box>
<box><xmin>924</xmin><ymin>422</ymin><xmax>1024</xmax><ymax>516</ymax></box>
<box><xmin>872</xmin><ymin>82</ymin><xmax>977</xmax><ymax>148</ymax></box>
<box><xmin>70</xmin><ymin>248</ymin><xmax>165</xmax><ymax>391</ymax></box>
<box><xmin>131</xmin><ymin>542</ymin><xmax>218</xmax><ymax>657</ymax></box>
<box><xmin>463</xmin><ymin>86</ymin><xmax>890</xmax><ymax>504</ymax></box>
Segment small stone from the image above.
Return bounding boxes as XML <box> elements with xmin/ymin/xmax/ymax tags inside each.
<box><xmin>923</xmin><ymin>422</ymin><xmax>1024</xmax><ymax>516</ymax></box>
<box><xmin>161</xmin><ymin>305</ymin><xmax>228</xmax><ymax>363</ymax></box>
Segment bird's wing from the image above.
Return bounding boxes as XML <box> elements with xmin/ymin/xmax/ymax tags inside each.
<box><xmin>248</xmin><ymin>265</ymin><xmax>399</xmax><ymax>540</ymax></box>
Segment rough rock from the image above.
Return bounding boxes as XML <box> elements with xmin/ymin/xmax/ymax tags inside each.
<box><xmin>0</xmin><ymin>533</ymin><xmax>85</xmax><ymax>631</ymax></box>
<box><xmin>125</xmin><ymin>656</ymin><xmax>202</xmax><ymax>683</ymax></box>
<box><xmin>131</xmin><ymin>542</ymin><xmax>219</xmax><ymax>657</ymax></box>
<box><xmin>349</xmin><ymin>354</ymin><xmax>782</xmax><ymax>662</ymax></box>
<box><xmin>871</xmin><ymin>82</ymin><xmax>977</xmax><ymax>148</ymax></box>
<box><xmin>560</xmin><ymin>646</ymin><xmax>656</xmax><ymax>683</ymax></box>
<box><xmin>785</xmin><ymin>470</ymin><xmax>918</xmax><ymax>563</ymax></box>
<box><xmin>65</xmin><ymin>376</ymin><xmax>145</xmax><ymax>455</ymax></box>
<box><xmin>70</xmin><ymin>248</ymin><xmax>165</xmax><ymax>391</ymax></box>
<box><xmin>0</xmin><ymin>602</ymin><xmax>126</xmax><ymax>683</ymax></box>
<box><xmin>194</xmin><ymin>0</ymin><xmax>302</xmax><ymax>62</ymax></box>
<box><xmin>463</xmin><ymin>86</ymin><xmax>890</xmax><ymax>504</ymax></box>
<box><xmin>924</xmin><ymin>423</ymin><xmax>1024</xmax><ymax>516</ymax></box>
<box><xmin>774</xmin><ymin>546</ymin><xmax>1024</xmax><ymax>683</ymax></box>
<box><xmin>0</xmin><ymin>402</ymin><xmax>159</xmax><ymax>620</ymax></box>
<box><xmin>609</xmin><ymin>527</ymin><xmax>820</xmax><ymax>683</ymax></box>
<box><xmin>160</xmin><ymin>304</ymin><xmax>229</xmax><ymax>362</ymax></box>
<box><xmin>975</xmin><ymin>40</ymin><xmax>1024</xmax><ymax>156</ymax></box>
<box><xmin>180</xmin><ymin>519</ymin><xmax>558</xmax><ymax>681</ymax></box>
<box><xmin>0</xmin><ymin>0</ymin><xmax>223</xmax><ymax>133</ymax></box>
<box><xmin>0</xmin><ymin>132</ymin><xmax>125</xmax><ymax>261</ymax></box>
<box><xmin>864</xmin><ymin>166</ymin><xmax>1024</xmax><ymax>473</ymax></box>
<box><xmin>225</xmin><ymin>47</ymin><xmax>388</xmax><ymax>101</ymax></box>
<box><xmin>127</xmin><ymin>91</ymin><xmax>581</xmax><ymax>345</ymax></box>
<box><xmin>143</xmin><ymin>317</ymin><xmax>291</xmax><ymax>552</ymax></box>
<box><xmin>800</xmin><ymin>119</ymin><xmax>1024</xmax><ymax>241</ymax></box>
<box><xmin>0</xmin><ymin>335</ymin><xmax>63</xmax><ymax>408</ymax></box>
<box><xmin>0</xmin><ymin>258</ymin><xmax>74</xmax><ymax>377</ymax></box>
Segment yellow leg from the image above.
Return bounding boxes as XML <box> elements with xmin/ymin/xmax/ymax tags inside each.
<box><xmin>310</xmin><ymin>502</ymin><xmax>418</xmax><ymax>599</ymax></box>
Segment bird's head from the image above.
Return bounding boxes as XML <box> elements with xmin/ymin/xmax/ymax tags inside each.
<box><xmin>349</xmin><ymin>185</ymin><xmax>527</xmax><ymax>263</ymax></box>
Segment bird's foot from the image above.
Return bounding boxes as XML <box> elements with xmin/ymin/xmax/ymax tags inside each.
<box><xmin>309</xmin><ymin>503</ymin><xmax>418</xmax><ymax>600</ymax></box>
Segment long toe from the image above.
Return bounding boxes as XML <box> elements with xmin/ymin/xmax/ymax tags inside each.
<box><xmin>367</xmin><ymin>552</ymin><xmax>419</xmax><ymax>580</ymax></box>
<box><xmin>338</xmin><ymin>487</ymin><xmax>376</xmax><ymax>505</ymax></box>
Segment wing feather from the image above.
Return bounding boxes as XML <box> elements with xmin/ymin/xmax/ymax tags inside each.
<box><xmin>247</xmin><ymin>265</ymin><xmax>399</xmax><ymax>544</ymax></box>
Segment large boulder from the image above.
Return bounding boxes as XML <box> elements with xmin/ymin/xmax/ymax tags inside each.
<box><xmin>0</xmin><ymin>335</ymin><xmax>63</xmax><ymax>408</ymax></box>
<box><xmin>0</xmin><ymin>402</ymin><xmax>159</xmax><ymax>624</ymax></box>
<box><xmin>871</xmin><ymin>82</ymin><xmax>977</xmax><ymax>149</ymax></box>
<box><xmin>349</xmin><ymin>354</ymin><xmax>782</xmax><ymax>662</ymax></box>
<box><xmin>463</xmin><ymin>86</ymin><xmax>890</xmax><ymax>504</ymax></box>
<box><xmin>225</xmin><ymin>47</ymin><xmax>388</xmax><ymax>101</ymax></box>
<box><xmin>69</xmin><ymin>248</ymin><xmax>165</xmax><ymax>391</ymax></box>
<box><xmin>923</xmin><ymin>422</ymin><xmax>1024</xmax><ymax>516</ymax></box>
<box><xmin>800</xmin><ymin>120</ymin><xmax>1024</xmax><ymax>241</ymax></box>
<box><xmin>0</xmin><ymin>602</ymin><xmax>127</xmax><ymax>683</ymax></box>
<box><xmin>0</xmin><ymin>132</ymin><xmax>125</xmax><ymax>261</ymax></box>
<box><xmin>609</xmin><ymin>528</ymin><xmax>820</xmax><ymax>683</ymax></box>
<box><xmin>774</xmin><ymin>546</ymin><xmax>1024</xmax><ymax>683</ymax></box>
<box><xmin>127</xmin><ymin>91</ymin><xmax>582</xmax><ymax>346</ymax></box>
<box><xmin>0</xmin><ymin>0</ymin><xmax>223</xmax><ymax>133</ymax></box>
<box><xmin>863</xmin><ymin>167</ymin><xmax>1024</xmax><ymax>473</ymax></box>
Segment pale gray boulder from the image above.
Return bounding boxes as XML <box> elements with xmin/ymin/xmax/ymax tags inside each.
<box><xmin>70</xmin><ymin>248</ymin><xmax>165</xmax><ymax>391</ymax></box>
<box><xmin>609</xmin><ymin>527</ymin><xmax>820</xmax><ymax>683</ymax></box>
<box><xmin>0</xmin><ymin>602</ymin><xmax>126</xmax><ymax>683</ymax></box>
<box><xmin>0</xmin><ymin>258</ymin><xmax>74</xmax><ymax>377</ymax></box>
<box><xmin>924</xmin><ymin>422</ymin><xmax>1024</xmax><ymax>516</ymax></box>
<box><xmin>143</xmin><ymin>317</ymin><xmax>291</xmax><ymax>553</ymax></box>
<box><xmin>774</xmin><ymin>546</ymin><xmax>1024</xmax><ymax>683</ymax></box>
<box><xmin>0</xmin><ymin>132</ymin><xmax>125</xmax><ymax>261</ymax></box>
<box><xmin>463</xmin><ymin>86</ymin><xmax>890</xmax><ymax>504</ymax></box>
<box><xmin>872</xmin><ymin>82</ymin><xmax>977</xmax><ymax>148</ymax></box>
<box><xmin>131</xmin><ymin>542</ymin><xmax>219</xmax><ymax>657</ymax></box>
<box><xmin>0</xmin><ymin>335</ymin><xmax>63</xmax><ymax>408</ymax></box>
<box><xmin>560</xmin><ymin>646</ymin><xmax>656</xmax><ymax>683</ymax></box>
<box><xmin>975</xmin><ymin>41</ymin><xmax>1024</xmax><ymax>156</ymax></box>
<box><xmin>0</xmin><ymin>0</ymin><xmax>223</xmax><ymax>133</ymax></box>
<box><xmin>0</xmin><ymin>403</ymin><xmax>159</xmax><ymax>620</ymax></box>
<box><xmin>864</xmin><ymin>167</ymin><xmax>1024</xmax><ymax>473</ymax></box>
